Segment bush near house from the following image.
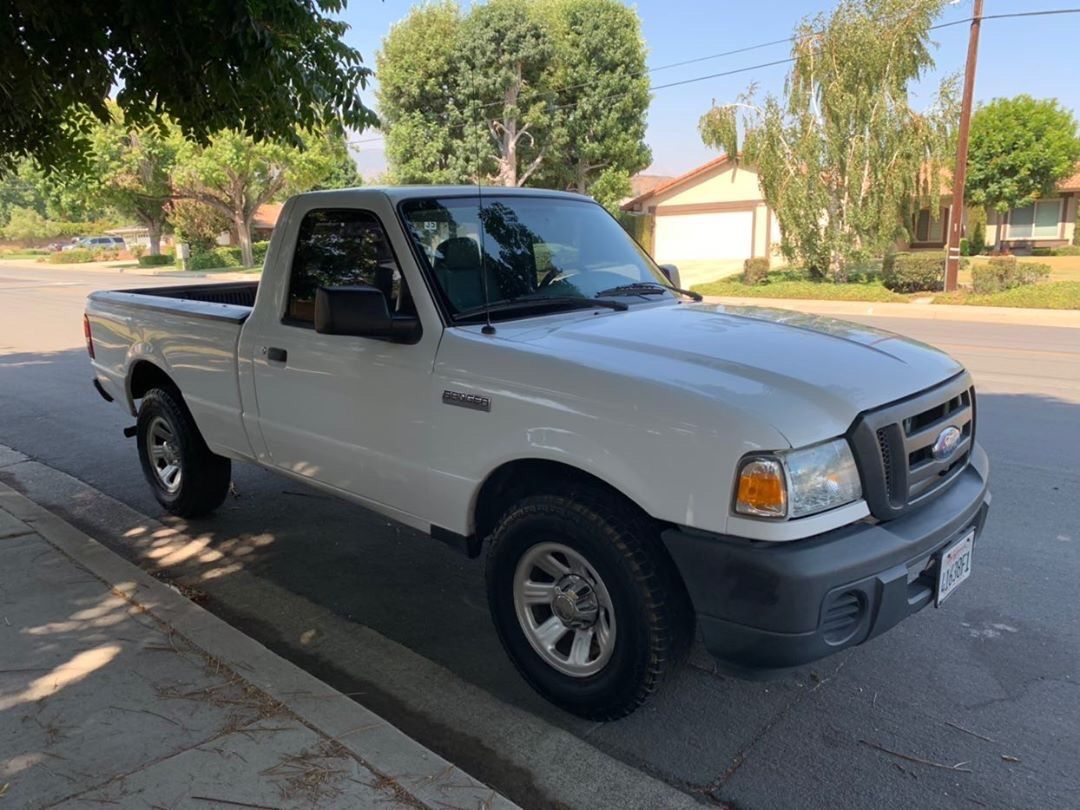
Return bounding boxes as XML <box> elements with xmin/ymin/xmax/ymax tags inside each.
<box><xmin>187</xmin><ymin>241</ymin><xmax>270</xmax><ymax>271</ymax></box>
<box><xmin>881</xmin><ymin>253</ymin><xmax>945</xmax><ymax>293</ymax></box>
<box><xmin>743</xmin><ymin>257</ymin><xmax>770</xmax><ymax>284</ymax></box>
<box><xmin>45</xmin><ymin>248</ymin><xmax>124</xmax><ymax>263</ymax></box>
<box><xmin>971</xmin><ymin>256</ymin><xmax>1050</xmax><ymax>294</ymax></box>
<box><xmin>137</xmin><ymin>253</ymin><xmax>174</xmax><ymax>267</ymax></box>
<box><xmin>1032</xmin><ymin>245</ymin><xmax>1080</xmax><ymax>257</ymax></box>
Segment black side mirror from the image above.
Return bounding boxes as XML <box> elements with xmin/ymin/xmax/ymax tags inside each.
<box><xmin>658</xmin><ymin>263</ymin><xmax>681</xmax><ymax>289</ymax></box>
<box><xmin>314</xmin><ymin>285</ymin><xmax>421</xmax><ymax>343</ymax></box>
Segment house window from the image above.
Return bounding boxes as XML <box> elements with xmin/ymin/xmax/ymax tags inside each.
<box><xmin>1008</xmin><ymin>199</ymin><xmax>1061</xmax><ymax>240</ymax></box>
<box><xmin>914</xmin><ymin>207</ymin><xmax>947</xmax><ymax>243</ymax></box>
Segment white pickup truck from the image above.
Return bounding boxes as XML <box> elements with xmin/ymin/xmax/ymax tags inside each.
<box><xmin>86</xmin><ymin>187</ymin><xmax>990</xmax><ymax>719</ymax></box>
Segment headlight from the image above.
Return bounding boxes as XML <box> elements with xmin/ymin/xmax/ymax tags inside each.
<box><xmin>734</xmin><ymin>438</ymin><xmax>862</xmax><ymax>519</ymax></box>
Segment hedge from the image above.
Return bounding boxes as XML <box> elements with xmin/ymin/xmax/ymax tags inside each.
<box><xmin>881</xmin><ymin>252</ymin><xmax>944</xmax><ymax>293</ymax></box>
<box><xmin>137</xmin><ymin>253</ymin><xmax>174</xmax><ymax>267</ymax></box>
<box><xmin>46</xmin><ymin>248</ymin><xmax>120</xmax><ymax>264</ymax></box>
<box><xmin>742</xmin><ymin>257</ymin><xmax>770</xmax><ymax>284</ymax></box>
<box><xmin>187</xmin><ymin>241</ymin><xmax>270</xmax><ymax>270</ymax></box>
<box><xmin>972</xmin><ymin>256</ymin><xmax>1050</xmax><ymax>294</ymax></box>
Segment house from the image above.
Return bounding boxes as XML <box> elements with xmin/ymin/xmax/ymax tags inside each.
<box><xmin>909</xmin><ymin>165</ymin><xmax>1079</xmax><ymax>251</ymax></box>
<box><xmin>105</xmin><ymin>226</ymin><xmax>174</xmax><ymax>251</ymax></box>
<box><xmin>215</xmin><ymin>203</ymin><xmax>286</xmax><ymax>246</ymax></box>
<box><xmin>621</xmin><ymin>156</ymin><xmax>780</xmax><ymax>287</ymax></box>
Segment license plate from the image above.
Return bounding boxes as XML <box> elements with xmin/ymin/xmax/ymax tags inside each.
<box><xmin>936</xmin><ymin>530</ymin><xmax>974</xmax><ymax>606</ymax></box>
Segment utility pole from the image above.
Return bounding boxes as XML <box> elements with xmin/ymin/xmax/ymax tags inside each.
<box><xmin>944</xmin><ymin>0</ymin><xmax>984</xmax><ymax>292</ymax></box>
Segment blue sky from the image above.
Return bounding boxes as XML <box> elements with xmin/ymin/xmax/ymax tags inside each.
<box><xmin>338</xmin><ymin>0</ymin><xmax>1080</xmax><ymax>179</ymax></box>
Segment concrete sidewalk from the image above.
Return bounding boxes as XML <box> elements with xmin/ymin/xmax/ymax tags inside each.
<box><xmin>702</xmin><ymin>294</ymin><xmax>1080</xmax><ymax>329</ymax></box>
<box><xmin>0</xmin><ymin>258</ymin><xmax>258</xmax><ymax>281</ymax></box>
<box><xmin>0</xmin><ymin>480</ymin><xmax>512</xmax><ymax>809</ymax></box>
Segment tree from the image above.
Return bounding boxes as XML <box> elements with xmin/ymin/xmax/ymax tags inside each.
<box><xmin>699</xmin><ymin>0</ymin><xmax>957</xmax><ymax>278</ymax></box>
<box><xmin>540</xmin><ymin>0</ymin><xmax>651</xmax><ymax>200</ymax></box>
<box><xmin>1</xmin><ymin>0</ymin><xmax>377</xmax><ymax>173</ymax></box>
<box><xmin>966</xmin><ymin>95</ymin><xmax>1080</xmax><ymax>248</ymax></box>
<box><xmin>376</xmin><ymin>0</ymin><xmax>650</xmax><ymax>200</ymax></box>
<box><xmin>171</xmin><ymin>130</ymin><xmax>350</xmax><ymax>267</ymax></box>
<box><xmin>165</xmin><ymin>200</ymin><xmax>230</xmax><ymax>254</ymax></box>
<box><xmin>376</xmin><ymin>2</ymin><xmax>465</xmax><ymax>184</ymax></box>
<box><xmin>88</xmin><ymin>109</ymin><xmax>179</xmax><ymax>255</ymax></box>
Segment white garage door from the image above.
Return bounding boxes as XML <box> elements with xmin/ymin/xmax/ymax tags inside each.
<box><xmin>653</xmin><ymin>210</ymin><xmax>754</xmax><ymax>263</ymax></box>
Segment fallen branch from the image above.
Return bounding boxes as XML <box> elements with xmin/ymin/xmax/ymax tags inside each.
<box><xmin>859</xmin><ymin>740</ymin><xmax>973</xmax><ymax>773</ymax></box>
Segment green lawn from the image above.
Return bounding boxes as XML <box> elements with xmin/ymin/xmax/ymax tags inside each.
<box><xmin>933</xmin><ymin>281</ymin><xmax>1080</xmax><ymax>310</ymax></box>
<box><xmin>693</xmin><ymin>268</ymin><xmax>905</xmax><ymax>303</ymax></box>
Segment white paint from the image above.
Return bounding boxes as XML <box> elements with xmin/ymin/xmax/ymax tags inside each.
<box><xmin>653</xmin><ymin>210</ymin><xmax>753</xmax><ymax>263</ymax></box>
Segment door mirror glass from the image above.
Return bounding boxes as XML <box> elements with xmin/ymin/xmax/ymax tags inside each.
<box><xmin>314</xmin><ymin>285</ymin><xmax>420</xmax><ymax>343</ymax></box>
<box><xmin>658</xmin><ymin>263</ymin><xmax>681</xmax><ymax>289</ymax></box>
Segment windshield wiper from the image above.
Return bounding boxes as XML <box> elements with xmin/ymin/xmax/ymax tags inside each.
<box><xmin>454</xmin><ymin>296</ymin><xmax>628</xmax><ymax>323</ymax></box>
<box><xmin>595</xmin><ymin>281</ymin><xmax>703</xmax><ymax>302</ymax></box>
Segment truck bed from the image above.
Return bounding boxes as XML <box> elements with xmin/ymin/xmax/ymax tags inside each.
<box><xmin>88</xmin><ymin>281</ymin><xmax>258</xmax><ymax>323</ymax></box>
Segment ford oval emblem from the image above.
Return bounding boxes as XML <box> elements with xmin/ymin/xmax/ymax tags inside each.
<box><xmin>931</xmin><ymin>426</ymin><xmax>962</xmax><ymax>460</ymax></box>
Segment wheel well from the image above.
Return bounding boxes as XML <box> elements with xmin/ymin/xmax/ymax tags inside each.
<box><xmin>128</xmin><ymin>361</ymin><xmax>176</xmax><ymax>401</ymax></box>
<box><xmin>473</xmin><ymin>459</ymin><xmax>650</xmax><ymax>543</ymax></box>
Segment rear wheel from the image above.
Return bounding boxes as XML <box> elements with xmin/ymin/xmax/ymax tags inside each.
<box><xmin>136</xmin><ymin>387</ymin><xmax>231</xmax><ymax>518</ymax></box>
<box><xmin>485</xmin><ymin>486</ymin><xmax>691</xmax><ymax>720</ymax></box>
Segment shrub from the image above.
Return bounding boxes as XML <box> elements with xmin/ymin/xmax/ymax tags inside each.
<box><xmin>47</xmin><ymin>249</ymin><xmax>96</xmax><ymax>263</ymax></box>
<box><xmin>137</xmin><ymin>253</ymin><xmax>174</xmax><ymax>267</ymax></box>
<box><xmin>1032</xmin><ymin>247</ymin><xmax>1053</xmax><ymax>257</ymax></box>
<box><xmin>130</xmin><ymin>244</ymin><xmax>146</xmax><ymax>259</ymax></box>
<box><xmin>972</xmin><ymin>256</ymin><xmax>1051</xmax><ymax>294</ymax></box>
<box><xmin>743</xmin><ymin>257</ymin><xmax>770</xmax><ymax>284</ymax></box>
<box><xmin>959</xmin><ymin>238</ymin><xmax>971</xmax><ymax>257</ymax></box>
<box><xmin>186</xmin><ymin>241</ymin><xmax>269</xmax><ymax>270</ymax></box>
<box><xmin>881</xmin><ymin>252</ymin><xmax>944</xmax><ymax>293</ymax></box>
<box><xmin>1051</xmin><ymin>245</ymin><xmax>1080</xmax><ymax>256</ymax></box>
<box><xmin>968</xmin><ymin>214</ymin><xmax>986</xmax><ymax>255</ymax></box>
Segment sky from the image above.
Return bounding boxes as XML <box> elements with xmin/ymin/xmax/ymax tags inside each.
<box><xmin>336</xmin><ymin>0</ymin><xmax>1080</xmax><ymax>179</ymax></box>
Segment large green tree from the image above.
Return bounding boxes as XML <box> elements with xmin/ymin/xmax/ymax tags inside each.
<box><xmin>88</xmin><ymin>108</ymin><xmax>180</xmax><ymax>255</ymax></box>
<box><xmin>540</xmin><ymin>0</ymin><xmax>651</xmax><ymax>205</ymax></box>
<box><xmin>966</xmin><ymin>95</ymin><xmax>1080</xmax><ymax>247</ymax></box>
<box><xmin>377</xmin><ymin>0</ymin><xmax>650</xmax><ymax>201</ymax></box>
<box><xmin>699</xmin><ymin>0</ymin><xmax>957</xmax><ymax>278</ymax></box>
<box><xmin>1</xmin><ymin>0</ymin><xmax>377</xmax><ymax>172</ymax></box>
<box><xmin>171</xmin><ymin>130</ymin><xmax>352</xmax><ymax>267</ymax></box>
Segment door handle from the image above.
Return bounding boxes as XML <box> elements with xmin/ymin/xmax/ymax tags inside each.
<box><xmin>267</xmin><ymin>347</ymin><xmax>288</xmax><ymax>364</ymax></box>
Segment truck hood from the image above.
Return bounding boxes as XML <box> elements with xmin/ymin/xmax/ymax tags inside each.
<box><xmin>496</xmin><ymin>302</ymin><xmax>963</xmax><ymax>447</ymax></box>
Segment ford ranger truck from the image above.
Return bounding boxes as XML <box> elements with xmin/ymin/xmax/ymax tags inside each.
<box><xmin>85</xmin><ymin>187</ymin><xmax>991</xmax><ymax>719</ymax></box>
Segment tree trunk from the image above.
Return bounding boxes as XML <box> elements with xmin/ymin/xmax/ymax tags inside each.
<box><xmin>236</xmin><ymin>215</ymin><xmax>254</xmax><ymax>268</ymax></box>
<box><xmin>147</xmin><ymin>221</ymin><xmax>162</xmax><ymax>257</ymax></box>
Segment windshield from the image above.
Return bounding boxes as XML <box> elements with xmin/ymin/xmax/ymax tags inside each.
<box><xmin>399</xmin><ymin>195</ymin><xmax>670</xmax><ymax>319</ymax></box>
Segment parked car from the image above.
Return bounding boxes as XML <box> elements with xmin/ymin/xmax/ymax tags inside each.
<box><xmin>64</xmin><ymin>235</ymin><xmax>126</xmax><ymax>251</ymax></box>
<box><xmin>84</xmin><ymin>187</ymin><xmax>990</xmax><ymax>719</ymax></box>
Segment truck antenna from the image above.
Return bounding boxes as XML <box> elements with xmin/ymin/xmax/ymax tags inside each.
<box><xmin>474</xmin><ymin>125</ymin><xmax>496</xmax><ymax>335</ymax></box>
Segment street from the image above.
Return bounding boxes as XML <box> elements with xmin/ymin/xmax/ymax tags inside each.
<box><xmin>2</xmin><ymin>261</ymin><xmax>1078</xmax><ymax>808</ymax></box>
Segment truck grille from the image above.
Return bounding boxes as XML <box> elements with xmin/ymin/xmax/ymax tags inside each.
<box><xmin>850</xmin><ymin>373</ymin><xmax>975</xmax><ymax>521</ymax></box>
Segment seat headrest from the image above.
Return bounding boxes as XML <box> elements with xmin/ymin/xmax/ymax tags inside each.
<box><xmin>435</xmin><ymin>237</ymin><xmax>481</xmax><ymax>271</ymax></box>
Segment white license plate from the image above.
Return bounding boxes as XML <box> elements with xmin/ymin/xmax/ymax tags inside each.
<box><xmin>936</xmin><ymin>530</ymin><xmax>974</xmax><ymax>606</ymax></box>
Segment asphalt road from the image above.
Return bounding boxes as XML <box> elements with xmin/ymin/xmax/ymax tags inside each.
<box><xmin>2</xmin><ymin>261</ymin><xmax>1078</xmax><ymax>809</ymax></box>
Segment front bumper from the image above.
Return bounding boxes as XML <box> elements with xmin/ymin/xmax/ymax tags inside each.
<box><xmin>662</xmin><ymin>443</ymin><xmax>990</xmax><ymax>674</ymax></box>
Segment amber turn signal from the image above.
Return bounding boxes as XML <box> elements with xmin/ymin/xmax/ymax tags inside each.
<box><xmin>735</xmin><ymin>458</ymin><xmax>787</xmax><ymax>518</ymax></box>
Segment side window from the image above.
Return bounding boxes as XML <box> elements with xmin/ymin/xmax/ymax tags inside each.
<box><xmin>285</xmin><ymin>208</ymin><xmax>413</xmax><ymax>325</ymax></box>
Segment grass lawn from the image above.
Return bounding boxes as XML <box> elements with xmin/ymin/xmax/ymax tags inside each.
<box><xmin>933</xmin><ymin>281</ymin><xmax>1080</xmax><ymax>310</ymax></box>
<box><xmin>693</xmin><ymin>268</ymin><xmax>906</xmax><ymax>303</ymax></box>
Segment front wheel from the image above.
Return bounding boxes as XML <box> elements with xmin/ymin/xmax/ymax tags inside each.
<box><xmin>136</xmin><ymin>387</ymin><xmax>231</xmax><ymax>518</ymax></box>
<box><xmin>485</xmin><ymin>487</ymin><xmax>691</xmax><ymax>720</ymax></box>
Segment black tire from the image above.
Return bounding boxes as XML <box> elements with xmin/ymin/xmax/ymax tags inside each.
<box><xmin>485</xmin><ymin>485</ymin><xmax>691</xmax><ymax>720</ymax></box>
<box><xmin>136</xmin><ymin>386</ymin><xmax>231</xmax><ymax>518</ymax></box>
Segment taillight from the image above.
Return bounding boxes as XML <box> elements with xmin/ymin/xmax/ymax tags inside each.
<box><xmin>83</xmin><ymin>314</ymin><xmax>95</xmax><ymax>359</ymax></box>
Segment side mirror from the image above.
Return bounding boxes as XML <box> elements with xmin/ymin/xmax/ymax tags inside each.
<box><xmin>314</xmin><ymin>285</ymin><xmax>420</xmax><ymax>343</ymax></box>
<box><xmin>659</xmin><ymin>263</ymin><xmax>681</xmax><ymax>289</ymax></box>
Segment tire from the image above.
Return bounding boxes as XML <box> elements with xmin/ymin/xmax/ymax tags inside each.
<box><xmin>136</xmin><ymin>386</ymin><xmax>231</xmax><ymax>518</ymax></box>
<box><xmin>485</xmin><ymin>485</ymin><xmax>691</xmax><ymax>720</ymax></box>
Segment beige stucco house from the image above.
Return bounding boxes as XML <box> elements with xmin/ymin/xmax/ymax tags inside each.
<box><xmin>621</xmin><ymin>156</ymin><xmax>779</xmax><ymax>287</ymax></box>
<box><xmin>624</xmin><ymin>156</ymin><xmax>1080</xmax><ymax>286</ymax></box>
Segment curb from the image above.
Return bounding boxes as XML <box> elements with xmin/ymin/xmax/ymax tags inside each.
<box><xmin>701</xmin><ymin>295</ymin><xmax>1080</xmax><ymax>329</ymax></box>
<box><xmin>0</xmin><ymin>479</ymin><xmax>514</xmax><ymax>810</ymax></box>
